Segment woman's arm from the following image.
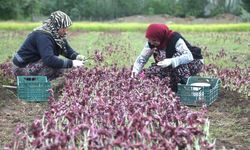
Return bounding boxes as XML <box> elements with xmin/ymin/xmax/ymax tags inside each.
<box><xmin>171</xmin><ymin>38</ymin><xmax>194</xmax><ymax>68</ymax></box>
<box><xmin>132</xmin><ymin>42</ymin><xmax>154</xmax><ymax>75</ymax></box>
<box><xmin>37</xmin><ymin>35</ymin><xmax>73</xmax><ymax>68</ymax></box>
<box><xmin>62</xmin><ymin>40</ymin><xmax>79</xmax><ymax>60</ymax></box>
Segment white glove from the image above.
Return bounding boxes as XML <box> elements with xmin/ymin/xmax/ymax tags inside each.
<box><xmin>72</xmin><ymin>60</ymin><xmax>84</xmax><ymax>67</ymax></box>
<box><xmin>76</xmin><ymin>55</ymin><xmax>86</xmax><ymax>61</ymax></box>
<box><xmin>157</xmin><ymin>58</ymin><xmax>173</xmax><ymax>68</ymax></box>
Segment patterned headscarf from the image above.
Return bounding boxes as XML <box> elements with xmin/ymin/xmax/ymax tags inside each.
<box><xmin>145</xmin><ymin>24</ymin><xmax>173</xmax><ymax>50</ymax></box>
<box><xmin>34</xmin><ymin>10</ymin><xmax>72</xmax><ymax>52</ymax></box>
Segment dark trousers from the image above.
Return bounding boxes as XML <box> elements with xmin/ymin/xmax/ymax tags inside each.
<box><xmin>145</xmin><ymin>59</ymin><xmax>203</xmax><ymax>92</ymax></box>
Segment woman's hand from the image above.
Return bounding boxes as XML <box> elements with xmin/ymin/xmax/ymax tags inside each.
<box><xmin>76</xmin><ymin>55</ymin><xmax>86</xmax><ymax>61</ymax></box>
<box><xmin>72</xmin><ymin>60</ymin><xmax>84</xmax><ymax>67</ymax></box>
<box><xmin>157</xmin><ymin>58</ymin><xmax>173</xmax><ymax>67</ymax></box>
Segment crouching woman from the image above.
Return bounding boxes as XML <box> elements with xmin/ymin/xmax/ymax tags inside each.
<box><xmin>132</xmin><ymin>24</ymin><xmax>204</xmax><ymax>92</ymax></box>
<box><xmin>12</xmin><ymin>11</ymin><xmax>86</xmax><ymax>81</ymax></box>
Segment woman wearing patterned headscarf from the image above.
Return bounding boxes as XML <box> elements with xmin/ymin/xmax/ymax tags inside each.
<box><xmin>12</xmin><ymin>11</ymin><xmax>86</xmax><ymax>80</ymax></box>
<box><xmin>131</xmin><ymin>24</ymin><xmax>204</xmax><ymax>92</ymax></box>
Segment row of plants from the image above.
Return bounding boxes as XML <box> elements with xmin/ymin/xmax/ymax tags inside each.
<box><xmin>0</xmin><ymin>22</ymin><xmax>250</xmax><ymax>32</ymax></box>
<box><xmin>4</xmin><ymin>64</ymin><xmax>214</xmax><ymax>149</ymax></box>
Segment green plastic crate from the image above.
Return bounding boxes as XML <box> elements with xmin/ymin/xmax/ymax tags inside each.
<box><xmin>17</xmin><ymin>76</ymin><xmax>51</xmax><ymax>102</ymax></box>
<box><xmin>177</xmin><ymin>76</ymin><xmax>221</xmax><ymax>106</ymax></box>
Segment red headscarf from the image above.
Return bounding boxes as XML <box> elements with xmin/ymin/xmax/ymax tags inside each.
<box><xmin>145</xmin><ymin>24</ymin><xmax>173</xmax><ymax>50</ymax></box>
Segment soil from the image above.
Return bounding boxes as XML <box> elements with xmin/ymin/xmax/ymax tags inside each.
<box><xmin>207</xmin><ymin>89</ymin><xmax>250</xmax><ymax>150</ymax></box>
<box><xmin>0</xmin><ymin>84</ymin><xmax>249</xmax><ymax>149</ymax></box>
<box><xmin>0</xmin><ymin>86</ymin><xmax>48</xmax><ymax>148</ymax></box>
<box><xmin>111</xmin><ymin>13</ymin><xmax>242</xmax><ymax>24</ymax></box>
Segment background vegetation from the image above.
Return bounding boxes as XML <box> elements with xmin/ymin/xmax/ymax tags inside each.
<box><xmin>0</xmin><ymin>0</ymin><xmax>250</xmax><ymax>21</ymax></box>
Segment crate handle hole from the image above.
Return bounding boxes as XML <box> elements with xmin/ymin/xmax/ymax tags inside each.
<box><xmin>24</xmin><ymin>77</ymin><xmax>36</xmax><ymax>81</ymax></box>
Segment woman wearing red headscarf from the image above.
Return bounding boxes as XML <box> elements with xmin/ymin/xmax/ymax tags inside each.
<box><xmin>131</xmin><ymin>24</ymin><xmax>203</xmax><ymax>92</ymax></box>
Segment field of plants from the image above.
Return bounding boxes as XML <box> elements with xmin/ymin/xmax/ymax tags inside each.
<box><xmin>0</xmin><ymin>24</ymin><xmax>249</xmax><ymax>149</ymax></box>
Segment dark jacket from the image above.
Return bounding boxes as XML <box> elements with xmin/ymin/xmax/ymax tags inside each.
<box><xmin>12</xmin><ymin>31</ymin><xmax>78</xmax><ymax>68</ymax></box>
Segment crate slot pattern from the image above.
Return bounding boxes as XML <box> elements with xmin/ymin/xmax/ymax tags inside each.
<box><xmin>17</xmin><ymin>76</ymin><xmax>51</xmax><ymax>102</ymax></box>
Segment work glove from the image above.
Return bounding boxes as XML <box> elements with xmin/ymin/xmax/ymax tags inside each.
<box><xmin>157</xmin><ymin>58</ymin><xmax>173</xmax><ymax>68</ymax></box>
<box><xmin>76</xmin><ymin>55</ymin><xmax>86</xmax><ymax>61</ymax></box>
<box><xmin>72</xmin><ymin>60</ymin><xmax>84</xmax><ymax>67</ymax></box>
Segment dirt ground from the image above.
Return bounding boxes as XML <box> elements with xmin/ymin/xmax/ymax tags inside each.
<box><xmin>0</xmin><ymin>84</ymin><xmax>249</xmax><ymax>149</ymax></box>
<box><xmin>0</xmin><ymin>86</ymin><xmax>48</xmax><ymax>148</ymax></box>
<box><xmin>207</xmin><ymin>89</ymin><xmax>249</xmax><ymax>150</ymax></box>
<box><xmin>111</xmin><ymin>13</ymin><xmax>242</xmax><ymax>24</ymax></box>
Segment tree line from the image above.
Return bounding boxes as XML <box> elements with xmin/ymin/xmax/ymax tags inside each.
<box><xmin>0</xmin><ymin>0</ymin><xmax>249</xmax><ymax>21</ymax></box>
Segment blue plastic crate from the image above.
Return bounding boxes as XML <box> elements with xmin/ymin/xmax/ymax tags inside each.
<box><xmin>17</xmin><ymin>76</ymin><xmax>51</xmax><ymax>102</ymax></box>
<box><xmin>177</xmin><ymin>76</ymin><xmax>221</xmax><ymax>106</ymax></box>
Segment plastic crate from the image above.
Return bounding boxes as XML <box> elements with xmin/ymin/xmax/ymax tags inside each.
<box><xmin>17</xmin><ymin>76</ymin><xmax>51</xmax><ymax>102</ymax></box>
<box><xmin>177</xmin><ymin>76</ymin><xmax>221</xmax><ymax>106</ymax></box>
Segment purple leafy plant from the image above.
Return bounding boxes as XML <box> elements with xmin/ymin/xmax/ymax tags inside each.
<box><xmin>6</xmin><ymin>66</ymin><xmax>214</xmax><ymax>149</ymax></box>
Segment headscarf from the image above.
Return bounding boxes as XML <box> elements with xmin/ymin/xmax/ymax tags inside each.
<box><xmin>145</xmin><ymin>24</ymin><xmax>173</xmax><ymax>50</ymax></box>
<box><xmin>34</xmin><ymin>10</ymin><xmax>72</xmax><ymax>53</ymax></box>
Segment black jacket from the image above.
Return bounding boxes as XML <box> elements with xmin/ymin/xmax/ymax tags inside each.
<box><xmin>13</xmin><ymin>31</ymin><xmax>78</xmax><ymax>68</ymax></box>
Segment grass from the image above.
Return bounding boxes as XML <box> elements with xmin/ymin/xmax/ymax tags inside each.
<box><xmin>0</xmin><ymin>21</ymin><xmax>250</xmax><ymax>32</ymax></box>
<box><xmin>183</xmin><ymin>32</ymin><xmax>250</xmax><ymax>68</ymax></box>
<box><xmin>1</xmin><ymin>30</ymin><xmax>249</xmax><ymax>68</ymax></box>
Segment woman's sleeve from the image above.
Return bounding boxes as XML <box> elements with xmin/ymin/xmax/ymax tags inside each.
<box><xmin>37</xmin><ymin>35</ymin><xmax>73</xmax><ymax>68</ymax></box>
<box><xmin>63</xmin><ymin>40</ymin><xmax>79</xmax><ymax>60</ymax></box>
<box><xmin>171</xmin><ymin>38</ymin><xmax>194</xmax><ymax>68</ymax></box>
<box><xmin>132</xmin><ymin>42</ymin><xmax>153</xmax><ymax>75</ymax></box>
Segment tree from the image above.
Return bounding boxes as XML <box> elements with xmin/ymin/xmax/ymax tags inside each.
<box><xmin>21</xmin><ymin>0</ymin><xmax>42</xmax><ymax>21</ymax></box>
<box><xmin>0</xmin><ymin>0</ymin><xmax>20</xmax><ymax>20</ymax></box>
<box><xmin>143</xmin><ymin>0</ymin><xmax>175</xmax><ymax>15</ymax></box>
<box><xmin>116</xmin><ymin>0</ymin><xmax>143</xmax><ymax>17</ymax></box>
<box><xmin>177</xmin><ymin>0</ymin><xmax>208</xmax><ymax>17</ymax></box>
<box><xmin>0</xmin><ymin>0</ymin><xmax>246</xmax><ymax>21</ymax></box>
<box><xmin>40</xmin><ymin>0</ymin><xmax>57</xmax><ymax>16</ymax></box>
<box><xmin>242</xmin><ymin>0</ymin><xmax>250</xmax><ymax>12</ymax></box>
